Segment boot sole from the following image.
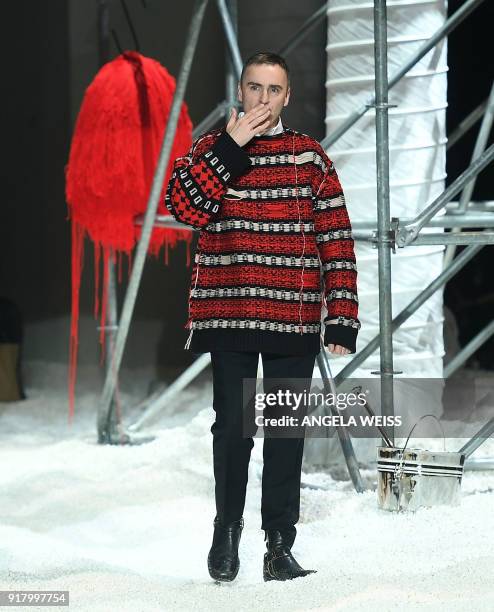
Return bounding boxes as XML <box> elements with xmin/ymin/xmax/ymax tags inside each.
<box><xmin>208</xmin><ymin>558</ymin><xmax>240</xmax><ymax>582</ymax></box>
<box><xmin>263</xmin><ymin>567</ymin><xmax>293</xmax><ymax>582</ymax></box>
<box><xmin>263</xmin><ymin>555</ymin><xmax>317</xmax><ymax>582</ymax></box>
<box><xmin>263</xmin><ymin>569</ymin><xmax>315</xmax><ymax>582</ymax></box>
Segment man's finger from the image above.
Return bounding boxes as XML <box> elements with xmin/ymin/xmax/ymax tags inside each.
<box><xmin>335</xmin><ymin>345</ymin><xmax>350</xmax><ymax>355</ymax></box>
<box><xmin>226</xmin><ymin>107</ymin><xmax>237</xmax><ymax>131</ymax></box>
<box><xmin>248</xmin><ymin>109</ymin><xmax>271</xmax><ymax>127</ymax></box>
<box><xmin>251</xmin><ymin>116</ymin><xmax>271</xmax><ymax>132</ymax></box>
<box><xmin>326</xmin><ymin>343</ymin><xmax>350</xmax><ymax>355</ymax></box>
<box><xmin>246</xmin><ymin>103</ymin><xmax>269</xmax><ymax>117</ymax></box>
<box><xmin>246</xmin><ymin>105</ymin><xmax>270</xmax><ymax>121</ymax></box>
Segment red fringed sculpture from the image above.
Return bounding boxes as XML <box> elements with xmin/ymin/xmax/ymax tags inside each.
<box><xmin>65</xmin><ymin>51</ymin><xmax>193</xmax><ymax>421</ymax></box>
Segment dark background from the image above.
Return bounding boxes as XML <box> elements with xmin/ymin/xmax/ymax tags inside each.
<box><xmin>445</xmin><ymin>0</ymin><xmax>493</xmax><ymax>369</ymax></box>
<box><xmin>1</xmin><ymin>0</ymin><xmax>493</xmax><ymax>379</ymax></box>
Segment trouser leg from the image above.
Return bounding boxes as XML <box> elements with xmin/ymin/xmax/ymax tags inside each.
<box><xmin>210</xmin><ymin>350</ymin><xmax>260</xmax><ymax>524</ymax></box>
<box><xmin>260</xmin><ymin>352</ymin><xmax>317</xmax><ymax>533</ymax></box>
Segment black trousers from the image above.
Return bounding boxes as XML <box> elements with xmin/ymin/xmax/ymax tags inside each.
<box><xmin>210</xmin><ymin>350</ymin><xmax>317</xmax><ymax>533</ymax></box>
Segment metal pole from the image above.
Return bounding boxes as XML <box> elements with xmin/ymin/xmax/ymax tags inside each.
<box><xmin>465</xmin><ymin>457</ymin><xmax>494</xmax><ymax>470</ymax></box>
<box><xmin>458</xmin><ymin>416</ymin><xmax>494</xmax><ymax>459</ymax></box>
<box><xmin>321</xmin><ymin>0</ymin><xmax>485</xmax><ymax>150</ymax></box>
<box><xmin>444</xmin><ymin>80</ymin><xmax>494</xmax><ymax>266</ymax></box>
<box><xmin>193</xmin><ymin>102</ymin><xmax>230</xmax><ymax>139</ymax></box>
<box><xmin>446</xmin><ymin>201</ymin><xmax>494</xmax><ymax>213</ymax></box>
<box><xmin>334</xmin><ymin>243</ymin><xmax>483</xmax><ymax>385</ymax></box>
<box><xmin>396</xmin><ymin>144</ymin><xmax>494</xmax><ymax>247</ymax></box>
<box><xmin>135</xmin><ymin>214</ymin><xmax>196</xmax><ymax>230</ymax></box>
<box><xmin>96</xmin><ymin>0</ymin><xmax>125</xmax><ymax>442</ymax></box>
<box><xmin>447</xmin><ymin>98</ymin><xmax>488</xmax><ymax>150</ymax></box>
<box><xmin>97</xmin><ymin>0</ymin><xmax>209</xmax><ymax>438</ymax></box>
<box><xmin>373</xmin><ymin>0</ymin><xmax>395</xmax><ymax>445</ymax></box>
<box><xmin>225</xmin><ymin>0</ymin><xmax>238</xmax><ymax>113</ymax></box>
<box><xmin>354</xmin><ymin>231</ymin><xmax>494</xmax><ymax>246</ymax></box>
<box><xmin>128</xmin><ymin>354</ymin><xmax>212</xmax><ymax>431</ymax></box>
<box><xmin>101</xmin><ymin>251</ymin><xmax>122</xmax><ymax>441</ymax></box>
<box><xmin>216</xmin><ymin>0</ymin><xmax>242</xmax><ymax>80</ymax></box>
<box><xmin>444</xmin><ymin>320</ymin><xmax>494</xmax><ymax>378</ymax></box>
<box><xmin>316</xmin><ymin>344</ymin><xmax>367</xmax><ymax>493</ymax></box>
<box><xmin>405</xmin><ymin>232</ymin><xmax>494</xmax><ymax>246</ymax></box>
<box><xmin>352</xmin><ymin>212</ymin><xmax>494</xmax><ymax>230</ymax></box>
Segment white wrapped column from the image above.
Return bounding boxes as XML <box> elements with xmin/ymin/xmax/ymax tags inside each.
<box><xmin>304</xmin><ymin>0</ymin><xmax>448</xmax><ymax>470</ymax></box>
<box><xmin>324</xmin><ymin>0</ymin><xmax>448</xmax><ymax>378</ymax></box>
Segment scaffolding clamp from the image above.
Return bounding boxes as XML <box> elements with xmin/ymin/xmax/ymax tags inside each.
<box><xmin>364</xmin><ymin>102</ymin><xmax>398</xmax><ymax>110</ymax></box>
<box><xmin>394</xmin><ymin>217</ymin><xmax>420</xmax><ymax>248</ymax></box>
<box><xmin>371</xmin><ymin>217</ymin><xmax>399</xmax><ymax>253</ymax></box>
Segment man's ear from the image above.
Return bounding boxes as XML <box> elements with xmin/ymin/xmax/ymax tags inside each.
<box><xmin>237</xmin><ymin>82</ymin><xmax>242</xmax><ymax>103</ymax></box>
<box><xmin>283</xmin><ymin>87</ymin><xmax>291</xmax><ymax>107</ymax></box>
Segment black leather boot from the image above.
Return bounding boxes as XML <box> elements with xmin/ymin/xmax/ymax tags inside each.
<box><xmin>263</xmin><ymin>529</ymin><xmax>317</xmax><ymax>582</ymax></box>
<box><xmin>277</xmin><ymin>525</ymin><xmax>297</xmax><ymax>550</ymax></box>
<box><xmin>207</xmin><ymin>516</ymin><xmax>244</xmax><ymax>582</ymax></box>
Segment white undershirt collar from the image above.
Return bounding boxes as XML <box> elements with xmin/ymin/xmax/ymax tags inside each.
<box><xmin>260</xmin><ymin>115</ymin><xmax>283</xmax><ymax>136</ymax></box>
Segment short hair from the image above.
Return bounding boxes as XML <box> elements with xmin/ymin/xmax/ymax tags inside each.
<box><xmin>240</xmin><ymin>52</ymin><xmax>290</xmax><ymax>88</ymax></box>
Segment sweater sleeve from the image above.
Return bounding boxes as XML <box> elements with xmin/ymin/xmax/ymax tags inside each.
<box><xmin>164</xmin><ymin>130</ymin><xmax>251</xmax><ymax>229</ymax></box>
<box><xmin>311</xmin><ymin>145</ymin><xmax>361</xmax><ymax>353</ymax></box>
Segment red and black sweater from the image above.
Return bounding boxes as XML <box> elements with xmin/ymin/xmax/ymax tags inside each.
<box><xmin>164</xmin><ymin>125</ymin><xmax>360</xmax><ymax>355</ymax></box>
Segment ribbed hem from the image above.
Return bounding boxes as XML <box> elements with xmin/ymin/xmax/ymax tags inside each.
<box><xmin>209</xmin><ymin>131</ymin><xmax>252</xmax><ymax>179</ymax></box>
<box><xmin>323</xmin><ymin>324</ymin><xmax>358</xmax><ymax>354</ymax></box>
<box><xmin>188</xmin><ymin>328</ymin><xmax>321</xmax><ymax>356</ymax></box>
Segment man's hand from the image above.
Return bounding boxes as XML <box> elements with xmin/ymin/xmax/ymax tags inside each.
<box><xmin>326</xmin><ymin>344</ymin><xmax>351</xmax><ymax>356</ymax></box>
<box><xmin>226</xmin><ymin>104</ymin><xmax>272</xmax><ymax>147</ymax></box>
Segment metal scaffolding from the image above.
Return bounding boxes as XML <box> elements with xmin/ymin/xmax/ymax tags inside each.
<box><xmin>93</xmin><ymin>0</ymin><xmax>493</xmax><ymax>481</ymax></box>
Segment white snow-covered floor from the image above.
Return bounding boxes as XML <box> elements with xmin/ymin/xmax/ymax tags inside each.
<box><xmin>1</xmin><ymin>362</ymin><xmax>493</xmax><ymax>612</ymax></box>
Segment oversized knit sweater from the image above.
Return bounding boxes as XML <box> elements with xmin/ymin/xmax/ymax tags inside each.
<box><xmin>164</xmin><ymin>124</ymin><xmax>361</xmax><ymax>356</ymax></box>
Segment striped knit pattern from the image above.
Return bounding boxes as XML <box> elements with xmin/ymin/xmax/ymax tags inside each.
<box><xmin>165</xmin><ymin>127</ymin><xmax>360</xmax><ymax>355</ymax></box>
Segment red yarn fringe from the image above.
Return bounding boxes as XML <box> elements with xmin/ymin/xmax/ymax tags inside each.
<box><xmin>65</xmin><ymin>51</ymin><xmax>193</xmax><ymax>420</ymax></box>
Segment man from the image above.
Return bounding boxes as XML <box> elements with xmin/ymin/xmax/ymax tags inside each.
<box><xmin>165</xmin><ymin>52</ymin><xmax>360</xmax><ymax>582</ymax></box>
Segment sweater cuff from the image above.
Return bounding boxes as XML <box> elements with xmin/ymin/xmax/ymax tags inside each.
<box><xmin>207</xmin><ymin>131</ymin><xmax>251</xmax><ymax>181</ymax></box>
<box><xmin>323</xmin><ymin>321</ymin><xmax>359</xmax><ymax>354</ymax></box>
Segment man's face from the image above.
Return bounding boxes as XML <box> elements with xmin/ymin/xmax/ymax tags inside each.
<box><xmin>237</xmin><ymin>63</ymin><xmax>290</xmax><ymax>131</ymax></box>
